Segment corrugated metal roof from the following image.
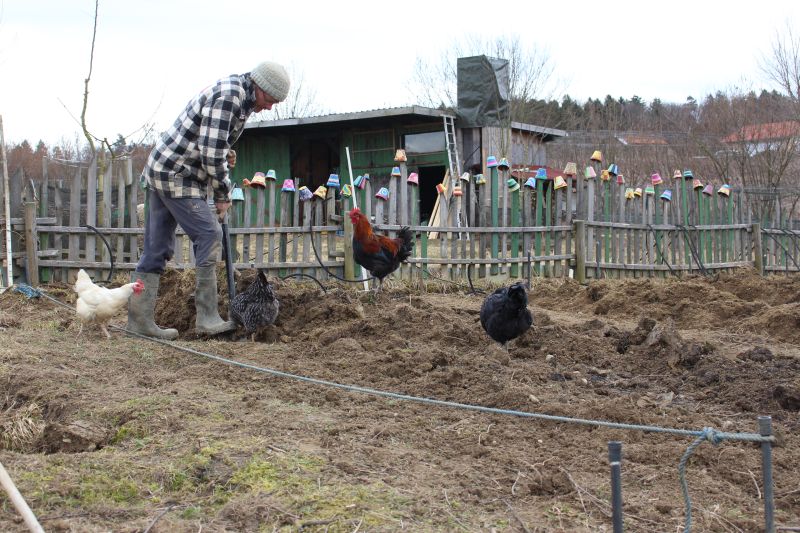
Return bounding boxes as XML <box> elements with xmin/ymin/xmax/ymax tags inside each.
<box><xmin>245</xmin><ymin>106</ymin><xmax>453</xmax><ymax>130</ymax></box>
<box><xmin>245</xmin><ymin>106</ymin><xmax>567</xmax><ymax>138</ymax></box>
<box><xmin>509</xmin><ymin>121</ymin><xmax>567</xmax><ymax>138</ymax></box>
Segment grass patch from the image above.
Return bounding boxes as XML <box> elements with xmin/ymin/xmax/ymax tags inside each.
<box><xmin>230</xmin><ymin>454</ymin><xmax>323</xmax><ymax>493</ymax></box>
<box><xmin>227</xmin><ymin>453</ymin><xmax>413</xmax><ymax>528</ymax></box>
<box><xmin>75</xmin><ymin>471</ymin><xmax>141</xmax><ymax>505</ymax></box>
<box><xmin>181</xmin><ymin>506</ymin><xmax>202</xmax><ymax>519</ymax></box>
<box><xmin>122</xmin><ymin>395</ymin><xmax>172</xmax><ymax>412</ymax></box>
<box><xmin>109</xmin><ymin>423</ymin><xmax>150</xmax><ymax>445</ymax></box>
<box><xmin>18</xmin><ymin>460</ymin><xmax>151</xmax><ymax>510</ymax></box>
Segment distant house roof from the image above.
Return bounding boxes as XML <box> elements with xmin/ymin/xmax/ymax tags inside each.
<box><xmin>722</xmin><ymin>121</ymin><xmax>800</xmax><ymax>143</ymax></box>
<box><xmin>510</xmin><ymin>165</ymin><xmax>561</xmax><ymax>180</ymax></box>
<box><xmin>245</xmin><ymin>106</ymin><xmax>566</xmax><ymax>140</ymax></box>
<box><xmin>552</xmin><ymin>130</ymin><xmax>676</xmax><ymax>147</ymax></box>
<box><xmin>616</xmin><ymin>133</ymin><xmax>668</xmax><ymax>146</ymax></box>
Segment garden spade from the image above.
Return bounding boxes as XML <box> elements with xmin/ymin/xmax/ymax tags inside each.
<box><xmin>218</xmin><ymin>201</ymin><xmax>236</xmax><ymax>301</ymax></box>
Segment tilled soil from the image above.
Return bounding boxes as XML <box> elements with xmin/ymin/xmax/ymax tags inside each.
<box><xmin>0</xmin><ymin>268</ymin><xmax>798</xmax><ymax>532</ymax></box>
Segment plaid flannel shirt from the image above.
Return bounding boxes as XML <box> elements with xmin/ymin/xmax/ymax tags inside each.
<box><xmin>142</xmin><ymin>74</ymin><xmax>257</xmax><ymax>202</ymax></box>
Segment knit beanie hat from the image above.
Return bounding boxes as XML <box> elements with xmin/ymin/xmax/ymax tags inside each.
<box><xmin>250</xmin><ymin>61</ymin><xmax>290</xmax><ymax>102</ymax></box>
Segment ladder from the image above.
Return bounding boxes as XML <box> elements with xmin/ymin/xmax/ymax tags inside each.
<box><xmin>443</xmin><ymin>115</ymin><xmax>461</xmax><ymax>179</ymax></box>
<box><xmin>443</xmin><ymin>115</ymin><xmax>469</xmax><ymax>239</ymax></box>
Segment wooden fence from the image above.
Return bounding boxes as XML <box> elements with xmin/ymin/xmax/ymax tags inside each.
<box><xmin>1</xmin><ymin>156</ymin><xmax>798</xmax><ymax>288</ymax></box>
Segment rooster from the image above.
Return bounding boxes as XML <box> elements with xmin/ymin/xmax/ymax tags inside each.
<box><xmin>349</xmin><ymin>207</ymin><xmax>413</xmax><ymax>292</ymax></box>
<box><xmin>73</xmin><ymin>269</ymin><xmax>144</xmax><ymax>338</ymax></box>
<box><xmin>230</xmin><ymin>270</ymin><xmax>280</xmax><ymax>341</ymax></box>
<box><xmin>480</xmin><ymin>282</ymin><xmax>533</xmax><ymax>351</ymax></box>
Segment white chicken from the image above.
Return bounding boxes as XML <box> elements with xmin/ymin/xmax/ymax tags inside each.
<box><xmin>73</xmin><ymin>269</ymin><xmax>144</xmax><ymax>338</ymax></box>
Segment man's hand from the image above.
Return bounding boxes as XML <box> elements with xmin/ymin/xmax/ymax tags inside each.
<box><xmin>215</xmin><ymin>200</ymin><xmax>232</xmax><ymax>221</ymax></box>
<box><xmin>226</xmin><ymin>150</ymin><xmax>237</xmax><ymax>169</ymax></box>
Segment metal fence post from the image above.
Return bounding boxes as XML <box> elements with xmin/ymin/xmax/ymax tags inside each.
<box><xmin>759</xmin><ymin>416</ymin><xmax>775</xmax><ymax>533</ymax></box>
<box><xmin>608</xmin><ymin>441</ymin><xmax>624</xmax><ymax>533</ymax></box>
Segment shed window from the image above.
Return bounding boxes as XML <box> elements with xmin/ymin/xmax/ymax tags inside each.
<box><xmin>405</xmin><ymin>131</ymin><xmax>445</xmax><ymax>154</ymax></box>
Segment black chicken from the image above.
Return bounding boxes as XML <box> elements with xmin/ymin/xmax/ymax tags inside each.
<box><xmin>480</xmin><ymin>282</ymin><xmax>533</xmax><ymax>350</ymax></box>
<box><xmin>230</xmin><ymin>270</ymin><xmax>280</xmax><ymax>341</ymax></box>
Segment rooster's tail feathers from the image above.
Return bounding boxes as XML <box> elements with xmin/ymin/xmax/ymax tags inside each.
<box><xmin>397</xmin><ymin>227</ymin><xmax>414</xmax><ymax>262</ymax></box>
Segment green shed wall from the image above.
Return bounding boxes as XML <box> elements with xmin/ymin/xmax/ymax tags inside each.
<box><xmin>339</xmin><ymin>123</ymin><xmax>449</xmax><ymax>186</ymax></box>
<box><xmin>230</xmin><ymin>133</ymin><xmax>291</xmax><ymax>186</ymax></box>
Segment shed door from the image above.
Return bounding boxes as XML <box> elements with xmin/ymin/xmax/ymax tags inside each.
<box><xmin>290</xmin><ymin>138</ymin><xmax>340</xmax><ymax>190</ymax></box>
<box><xmin>417</xmin><ymin>165</ymin><xmax>446</xmax><ymax>224</ymax></box>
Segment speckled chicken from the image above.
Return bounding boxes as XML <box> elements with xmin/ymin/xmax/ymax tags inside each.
<box><xmin>480</xmin><ymin>282</ymin><xmax>533</xmax><ymax>351</ymax></box>
<box><xmin>230</xmin><ymin>271</ymin><xmax>279</xmax><ymax>340</ymax></box>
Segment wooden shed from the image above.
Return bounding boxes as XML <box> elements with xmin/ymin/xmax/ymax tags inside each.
<box><xmin>232</xmin><ymin>106</ymin><xmax>565</xmax><ymax>224</ymax></box>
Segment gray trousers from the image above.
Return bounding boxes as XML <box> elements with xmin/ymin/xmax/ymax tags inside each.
<box><xmin>136</xmin><ymin>188</ymin><xmax>221</xmax><ymax>274</ymax></box>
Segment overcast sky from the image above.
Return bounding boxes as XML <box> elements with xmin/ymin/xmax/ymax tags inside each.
<box><xmin>1</xmin><ymin>0</ymin><xmax>798</xmax><ymax>146</ymax></box>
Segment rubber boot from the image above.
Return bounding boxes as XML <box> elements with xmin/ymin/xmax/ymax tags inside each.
<box><xmin>194</xmin><ymin>265</ymin><xmax>236</xmax><ymax>335</ymax></box>
<box><xmin>127</xmin><ymin>271</ymin><xmax>179</xmax><ymax>340</ymax></box>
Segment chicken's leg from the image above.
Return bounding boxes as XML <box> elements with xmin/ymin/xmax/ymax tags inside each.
<box><xmin>100</xmin><ymin>322</ymin><xmax>112</xmax><ymax>339</ymax></box>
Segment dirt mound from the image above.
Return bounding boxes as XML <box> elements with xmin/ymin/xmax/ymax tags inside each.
<box><xmin>1</xmin><ymin>269</ymin><xmax>799</xmax><ymax>531</ymax></box>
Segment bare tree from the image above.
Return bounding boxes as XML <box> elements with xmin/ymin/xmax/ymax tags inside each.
<box><xmin>249</xmin><ymin>65</ymin><xmax>327</xmax><ymax>122</ymax></box>
<box><xmin>407</xmin><ymin>34</ymin><xmax>556</xmax><ymax>121</ymax></box>
<box><xmin>55</xmin><ymin>0</ymin><xmax>155</xmax><ymax>169</ymax></box>
<box><xmin>689</xmin><ymin>88</ymin><xmax>799</xmax><ymax>222</ymax></box>
<box><xmin>762</xmin><ymin>22</ymin><xmax>800</xmax><ymax>118</ymax></box>
<box><xmin>407</xmin><ymin>34</ymin><xmax>559</xmax><ymax>164</ymax></box>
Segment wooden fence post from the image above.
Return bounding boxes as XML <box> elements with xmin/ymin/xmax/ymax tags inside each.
<box><xmin>39</xmin><ymin>158</ymin><xmax>51</xmax><ymax>282</ymax></box>
<box><xmin>586</xmin><ymin>177</ymin><xmax>595</xmax><ymax>264</ymax></box>
<box><xmin>86</xmin><ymin>158</ymin><xmax>97</xmax><ymax>277</ymax></box>
<box><xmin>0</xmin><ymin>115</ymin><xmax>12</xmax><ymax>289</ymax></box>
<box><xmin>302</xmin><ymin>201</ymin><xmax>311</xmax><ymax>273</ymax></box>
<box><xmin>389</xmin><ymin>168</ymin><xmax>398</xmax><ymax>238</ymax></box>
<box><xmin>603</xmin><ymin>179</ymin><xmax>611</xmax><ymax>262</ymax></box>
<box><xmin>267</xmin><ymin>179</ymin><xmax>277</xmax><ymax>265</ymax></box>
<box><xmin>535</xmin><ymin>177</ymin><xmax>544</xmax><ymax>275</ymax></box>
<box><xmin>343</xmin><ymin>196</ymin><xmax>355</xmax><ymax>280</ymax></box>
<box><xmin>574</xmin><ymin>219</ymin><xmax>586</xmax><ymax>284</ymax></box>
<box><xmin>409</xmin><ymin>183</ymin><xmax>419</xmax><ymax>227</ymax></box>
<box><xmin>753</xmin><ymin>223</ymin><xmax>763</xmax><ymax>276</ymax></box>
<box><xmin>398</xmin><ymin>163</ymin><xmax>409</xmax><ymax>226</ymax></box>
<box><xmin>545</xmin><ymin>182</ymin><xmax>553</xmax><ymax>277</ymax></box>
<box><xmin>510</xmin><ymin>184</ymin><xmax>520</xmax><ymax>278</ymax></box>
<box><xmin>24</xmin><ymin>201</ymin><xmax>39</xmax><ymax>286</ymax></box>
<box><xmin>279</xmin><ymin>191</ymin><xmax>290</xmax><ymax>277</ymax></box>
<box><xmin>8</xmin><ymin>169</ymin><xmax>23</xmax><ymax>284</ymax></box>
<box><xmin>490</xmin><ymin>165</ymin><xmax>499</xmax><ymax>275</ymax></box>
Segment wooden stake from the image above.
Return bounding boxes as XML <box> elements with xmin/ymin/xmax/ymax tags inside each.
<box><xmin>0</xmin><ymin>116</ymin><xmax>13</xmax><ymax>290</ymax></box>
<box><xmin>345</xmin><ymin>147</ymin><xmax>369</xmax><ymax>290</ymax></box>
<box><xmin>0</xmin><ymin>460</ymin><xmax>45</xmax><ymax>533</ymax></box>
